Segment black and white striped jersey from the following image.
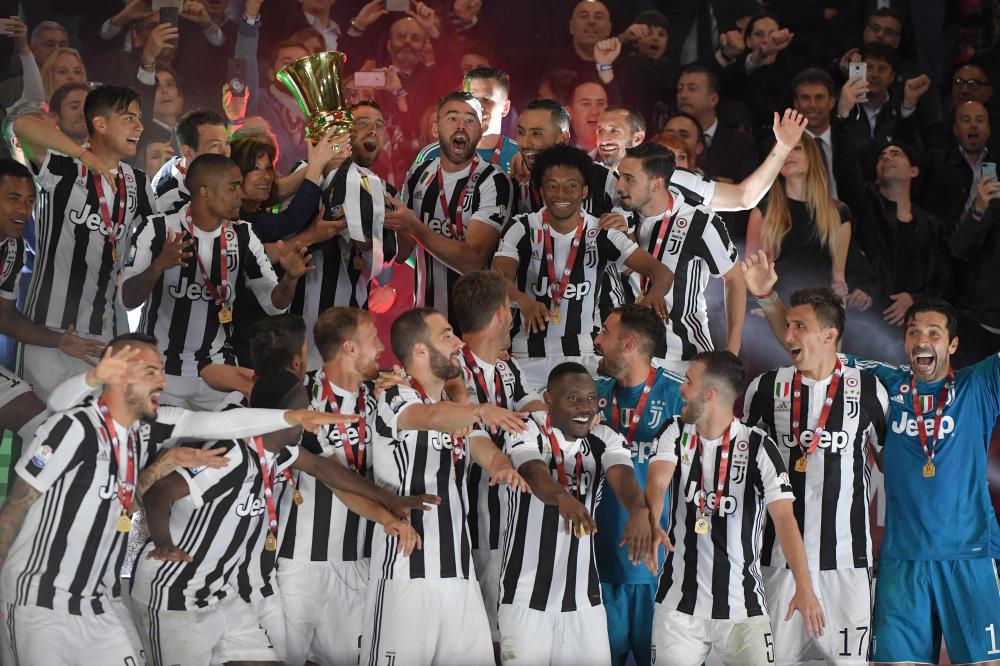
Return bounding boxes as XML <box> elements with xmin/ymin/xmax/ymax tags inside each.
<box><xmin>743</xmin><ymin>362</ymin><xmax>889</xmax><ymax>570</ymax></box>
<box><xmin>123</xmin><ymin>204</ymin><xmax>285</xmax><ymax>377</ymax></box>
<box><xmin>499</xmin><ymin>414</ymin><xmax>633</xmax><ymax>612</ymax></box>
<box><xmin>371</xmin><ymin>383</ymin><xmax>478</xmax><ymax>581</ymax></box>
<box><xmin>652</xmin><ymin>418</ymin><xmax>794</xmax><ymax>620</ymax></box>
<box><xmin>2</xmin><ymin>399</ymin><xmax>289</xmax><ymax>615</ymax></box>
<box><xmin>130</xmin><ymin>439</ymin><xmax>298</xmax><ymax>612</ymax></box>
<box><xmin>401</xmin><ymin>157</ymin><xmax>513</xmax><ymax>328</ymax></box>
<box><xmin>151</xmin><ymin>156</ymin><xmax>189</xmax><ymax>215</ymax></box>
<box><xmin>26</xmin><ymin>151</ymin><xmax>154</xmax><ymax>338</ymax></box>
<box><xmin>0</xmin><ymin>235</ymin><xmax>26</xmax><ymax>301</ymax></box>
<box><xmin>278</xmin><ymin>373</ymin><xmax>377</xmax><ymax>563</ymax></box>
<box><xmin>619</xmin><ymin>191</ymin><xmax>739</xmax><ymax>361</ymax></box>
<box><xmin>458</xmin><ymin>351</ymin><xmax>540</xmax><ymax>551</ymax></box>
<box><xmin>495</xmin><ymin>209</ymin><xmax>637</xmax><ymax>358</ymax></box>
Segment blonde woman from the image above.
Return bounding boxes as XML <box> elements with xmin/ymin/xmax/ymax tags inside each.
<box><xmin>746</xmin><ymin>133</ymin><xmax>871</xmax><ymax>310</ymax></box>
<box><xmin>41</xmin><ymin>47</ymin><xmax>86</xmax><ymax>102</ymax></box>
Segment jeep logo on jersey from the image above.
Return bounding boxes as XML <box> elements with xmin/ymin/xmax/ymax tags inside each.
<box><xmin>168</xmin><ymin>276</ymin><xmax>221</xmax><ymax>302</ymax></box>
<box><xmin>551</xmin><ymin>467</ymin><xmax>593</xmax><ymax>497</ymax></box>
<box><xmin>330</xmin><ymin>420</ymin><xmax>372</xmax><ymax>447</ymax></box>
<box><xmin>780</xmin><ymin>429</ymin><xmax>850</xmax><ymax>453</ymax></box>
<box><xmin>235</xmin><ymin>495</ymin><xmax>266</xmax><ymax>517</ymax></box>
<box><xmin>423</xmin><ymin>216</ymin><xmax>465</xmax><ymax>240</ymax></box>
<box><xmin>530</xmin><ymin>279</ymin><xmax>592</xmax><ymax>300</ymax></box>
<box><xmin>683</xmin><ymin>484</ymin><xmax>738</xmax><ymax>516</ymax></box>
<box><xmin>891</xmin><ymin>413</ymin><xmax>956</xmax><ymax>437</ymax></box>
<box><xmin>429</xmin><ymin>432</ymin><xmax>466</xmax><ymax>457</ymax></box>
<box><xmin>629</xmin><ymin>440</ymin><xmax>656</xmax><ymax>464</ymax></box>
<box><xmin>68</xmin><ymin>205</ymin><xmax>128</xmax><ymax>241</ymax></box>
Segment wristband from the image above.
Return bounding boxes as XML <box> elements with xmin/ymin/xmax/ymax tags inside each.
<box><xmin>971</xmin><ymin>207</ymin><xmax>985</xmax><ymax>220</ymax></box>
<box><xmin>242</xmin><ymin>13</ymin><xmax>261</xmax><ymax>26</ymax></box>
<box><xmin>394</xmin><ymin>88</ymin><xmax>407</xmax><ymax>98</ymax></box>
<box><xmin>754</xmin><ymin>289</ymin><xmax>778</xmax><ymax>306</ymax></box>
<box><xmin>140</xmin><ymin>59</ymin><xmax>156</xmax><ymax>71</ymax></box>
<box><xmin>596</xmin><ymin>63</ymin><xmax>614</xmax><ymax>72</ymax></box>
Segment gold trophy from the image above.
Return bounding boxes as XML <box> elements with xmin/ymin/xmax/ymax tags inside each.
<box><xmin>276</xmin><ymin>51</ymin><xmax>353</xmax><ymax>143</ymax></box>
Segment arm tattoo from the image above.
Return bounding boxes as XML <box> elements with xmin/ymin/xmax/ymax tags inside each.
<box><xmin>0</xmin><ymin>477</ymin><xmax>42</xmax><ymax>568</ymax></box>
<box><xmin>136</xmin><ymin>451</ymin><xmax>178</xmax><ymax>497</ymax></box>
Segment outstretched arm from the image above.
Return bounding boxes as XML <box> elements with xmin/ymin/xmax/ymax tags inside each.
<box><xmin>517</xmin><ymin>459</ymin><xmax>597</xmax><ymax>536</ymax></box>
<box><xmin>605</xmin><ymin>464</ymin><xmax>652</xmax><ymax>565</ymax></box>
<box><xmin>331</xmin><ymin>488</ymin><xmax>422</xmax><ymax>556</ymax></box>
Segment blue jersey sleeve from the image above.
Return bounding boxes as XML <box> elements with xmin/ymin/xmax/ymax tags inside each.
<box><xmin>965</xmin><ymin>353</ymin><xmax>1000</xmax><ymax>425</ymax></box>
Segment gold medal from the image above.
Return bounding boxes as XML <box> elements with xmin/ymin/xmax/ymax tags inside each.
<box><xmin>923</xmin><ymin>460</ymin><xmax>936</xmax><ymax>478</ymax></box>
<box><xmin>264</xmin><ymin>532</ymin><xmax>277</xmax><ymax>551</ymax></box>
<box><xmin>574</xmin><ymin>522</ymin><xmax>588</xmax><ymax>538</ymax></box>
<box><xmin>116</xmin><ymin>513</ymin><xmax>131</xmax><ymax>533</ymax></box>
<box><xmin>292</xmin><ymin>489</ymin><xmax>304</xmax><ymax>506</ymax></box>
<box><xmin>694</xmin><ymin>517</ymin><xmax>709</xmax><ymax>534</ymax></box>
<box><xmin>795</xmin><ymin>457</ymin><xmax>808</xmax><ymax>473</ymax></box>
<box><xmin>111</xmin><ymin>245</ymin><xmax>119</xmax><ymax>263</ymax></box>
<box><xmin>550</xmin><ymin>309</ymin><xmax>561</xmax><ymax>325</ymax></box>
<box><xmin>218</xmin><ymin>306</ymin><xmax>233</xmax><ymax>324</ymax></box>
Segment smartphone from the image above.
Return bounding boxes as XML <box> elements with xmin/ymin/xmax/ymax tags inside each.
<box><xmin>984</xmin><ymin>162</ymin><xmax>998</xmax><ymax>181</ymax></box>
<box><xmin>849</xmin><ymin>61</ymin><xmax>867</xmax><ymax>102</ymax></box>
<box><xmin>227</xmin><ymin>58</ymin><xmax>247</xmax><ymax>97</ymax></box>
<box><xmin>386</xmin><ymin>0</ymin><xmax>409</xmax><ymax>11</ymax></box>
<box><xmin>159</xmin><ymin>5</ymin><xmax>179</xmax><ymax>29</ymax></box>
<box><xmin>354</xmin><ymin>71</ymin><xmax>386</xmax><ymax>88</ymax></box>
<box><xmin>0</xmin><ymin>19</ymin><xmax>15</xmax><ymax>35</ymax></box>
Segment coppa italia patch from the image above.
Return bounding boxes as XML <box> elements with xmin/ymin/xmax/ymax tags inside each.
<box><xmin>30</xmin><ymin>444</ymin><xmax>54</xmax><ymax>469</ymax></box>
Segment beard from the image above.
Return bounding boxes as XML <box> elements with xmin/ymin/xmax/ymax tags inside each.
<box><xmin>441</xmin><ymin>130</ymin><xmax>477</xmax><ymax>164</ymax></box>
<box><xmin>596</xmin><ymin>349</ymin><xmax>626</xmax><ymax>379</ymax></box>
<box><xmin>428</xmin><ymin>345</ymin><xmax>461</xmax><ymax>380</ymax></box>
<box><xmin>679</xmin><ymin>395</ymin><xmax>704</xmax><ymax>424</ymax></box>
<box><xmin>125</xmin><ymin>384</ymin><xmax>158</xmax><ymax>422</ymax></box>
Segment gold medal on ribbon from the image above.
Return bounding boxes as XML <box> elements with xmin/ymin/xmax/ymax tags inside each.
<box><xmin>218</xmin><ymin>307</ymin><xmax>233</xmax><ymax>324</ymax></box>
<box><xmin>116</xmin><ymin>513</ymin><xmax>131</xmax><ymax>533</ymax></box>
<box><xmin>574</xmin><ymin>522</ymin><xmax>588</xmax><ymax>538</ymax></box>
<box><xmin>923</xmin><ymin>461</ymin><xmax>936</xmax><ymax>478</ymax></box>
<box><xmin>694</xmin><ymin>517</ymin><xmax>709</xmax><ymax>534</ymax></box>
<box><xmin>264</xmin><ymin>532</ymin><xmax>277</xmax><ymax>551</ymax></box>
<box><xmin>292</xmin><ymin>489</ymin><xmax>304</xmax><ymax>506</ymax></box>
<box><xmin>111</xmin><ymin>246</ymin><xmax>119</xmax><ymax>263</ymax></box>
<box><xmin>795</xmin><ymin>457</ymin><xmax>808</xmax><ymax>473</ymax></box>
<box><xmin>550</xmin><ymin>309</ymin><xmax>561</xmax><ymax>325</ymax></box>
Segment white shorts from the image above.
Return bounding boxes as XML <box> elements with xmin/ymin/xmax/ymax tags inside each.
<box><xmin>473</xmin><ymin>549</ymin><xmax>502</xmax><ymax>642</ymax></box>
<box><xmin>252</xmin><ymin>591</ymin><xmax>287</xmax><ymax>663</ymax></box>
<box><xmin>133</xmin><ymin>591</ymin><xmax>279</xmax><ymax>666</ymax></box>
<box><xmin>0</xmin><ymin>365</ymin><xmax>30</xmax><ymax>410</ymax></box>
<box><xmin>497</xmin><ymin>601</ymin><xmax>611</xmax><ymax>666</ymax></box>
<box><xmin>763</xmin><ymin>566</ymin><xmax>872</xmax><ymax>666</ymax></box>
<box><xmin>360</xmin><ymin>577</ymin><xmax>494</xmax><ymax>666</ymax></box>
<box><xmin>278</xmin><ymin>557</ymin><xmax>369</xmax><ymax>666</ymax></box>
<box><xmin>20</xmin><ymin>344</ymin><xmax>93</xmax><ymax>400</ymax></box>
<box><xmin>161</xmin><ymin>374</ymin><xmax>229</xmax><ymax>411</ymax></box>
<box><xmin>0</xmin><ymin>601</ymin><xmax>142</xmax><ymax>666</ymax></box>
<box><xmin>652</xmin><ymin>605</ymin><xmax>774</xmax><ymax>666</ymax></box>
<box><xmin>514</xmin><ymin>354</ymin><xmax>600</xmax><ymax>394</ymax></box>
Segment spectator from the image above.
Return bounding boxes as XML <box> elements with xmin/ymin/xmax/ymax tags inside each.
<box><xmin>152</xmin><ymin>65</ymin><xmax>185</xmax><ymax>135</ymax></box>
<box><xmin>659</xmin><ymin>111</ymin><xmax>705</xmax><ymax>172</ymax></box>
<box><xmin>569</xmin><ymin>78</ymin><xmax>608</xmax><ymax>153</ymax></box>
<box><xmin>0</xmin><ymin>20</ymin><xmax>68</xmax><ymax>108</ymax></box>
<box><xmin>48</xmin><ymin>81</ymin><xmax>91</xmax><ymax>145</ymax></box>
<box><xmin>543</xmin><ymin>0</ymin><xmax>613</xmax><ymax>84</ymax></box>
<box><xmin>791</xmin><ymin>68</ymin><xmax>842</xmax><ymax>196</ymax></box>
<box><xmin>153</xmin><ymin>109</ymin><xmax>231</xmax><ymax>214</ymax></box>
<box><xmin>290</xmin><ymin>27</ymin><xmax>326</xmax><ymax>55</ymax></box>
<box><xmin>40</xmin><ymin>48</ymin><xmax>86</xmax><ymax>102</ymax></box>
<box><xmin>652</xmin><ymin>133</ymin><xmax>692</xmax><ymax>169</ymax></box>
<box><xmin>537</xmin><ymin>69</ymin><xmax>577</xmax><ymax>108</ymax></box>
<box><xmin>610</xmin><ymin>10</ymin><xmax>679</xmax><ymax>131</ymax></box>
<box><xmin>245</xmin><ymin>39</ymin><xmax>311</xmax><ymax>175</ymax></box>
<box><xmin>136</xmin><ymin>123</ymin><xmax>175</xmax><ymax>182</ymax></box>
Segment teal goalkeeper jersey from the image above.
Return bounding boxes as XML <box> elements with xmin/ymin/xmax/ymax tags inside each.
<box><xmin>594</xmin><ymin>368</ymin><xmax>684</xmax><ymax>584</ymax></box>
<box><xmin>847</xmin><ymin>353</ymin><xmax>1000</xmax><ymax>560</ymax></box>
<box><xmin>412</xmin><ymin>136</ymin><xmax>519</xmax><ymax>175</ymax></box>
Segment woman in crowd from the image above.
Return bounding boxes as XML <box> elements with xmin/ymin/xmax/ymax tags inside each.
<box><xmin>40</xmin><ymin>47</ymin><xmax>86</xmax><ymax>102</ymax></box>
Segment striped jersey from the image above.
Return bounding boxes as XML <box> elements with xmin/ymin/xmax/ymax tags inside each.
<box><xmin>0</xmin><ymin>235</ymin><xmax>26</xmax><ymax>301</ymax></box>
<box><xmin>499</xmin><ymin>414</ymin><xmax>633</xmax><ymax>612</ymax></box>
<box><xmin>278</xmin><ymin>373</ymin><xmax>377</xmax><ymax>563</ymax></box>
<box><xmin>371</xmin><ymin>383</ymin><xmax>478</xmax><ymax>581</ymax></box>
<box><xmin>26</xmin><ymin>151</ymin><xmax>154</xmax><ymax>338</ymax></box>
<box><xmin>123</xmin><ymin>204</ymin><xmax>285</xmax><ymax>377</ymax></box>
<box><xmin>414</xmin><ymin>136</ymin><xmax>520</xmax><ymax>175</ymax></box>
<box><xmin>151</xmin><ymin>155</ymin><xmax>189</xmax><ymax>214</ymax></box>
<box><xmin>743</xmin><ymin>361</ymin><xmax>888</xmax><ymax>570</ymax></box>
<box><xmin>495</xmin><ymin>209</ymin><xmax>637</xmax><ymax>357</ymax></box>
<box><xmin>2</xmin><ymin>399</ymin><xmax>289</xmax><ymax>615</ymax></box>
<box><xmin>458</xmin><ymin>350</ymin><xmax>540</xmax><ymax>551</ymax></box>
<box><xmin>130</xmin><ymin>439</ymin><xmax>298</xmax><ymax>612</ymax></box>
<box><xmin>620</xmin><ymin>190</ymin><xmax>739</xmax><ymax>361</ymax></box>
<box><xmin>401</xmin><ymin>157</ymin><xmax>513</xmax><ymax>328</ymax></box>
<box><xmin>652</xmin><ymin>418</ymin><xmax>795</xmax><ymax>620</ymax></box>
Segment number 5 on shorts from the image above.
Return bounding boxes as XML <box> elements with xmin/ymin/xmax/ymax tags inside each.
<box><xmin>764</xmin><ymin>632</ymin><xmax>774</xmax><ymax>663</ymax></box>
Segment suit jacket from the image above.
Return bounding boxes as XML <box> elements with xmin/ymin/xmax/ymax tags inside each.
<box><xmin>699</xmin><ymin>121</ymin><xmax>758</xmax><ymax>183</ymax></box>
<box><xmin>915</xmin><ymin>144</ymin><xmax>990</xmax><ymax>228</ymax></box>
<box><xmin>840</xmin><ymin>98</ymin><xmax>920</xmax><ymax>182</ymax></box>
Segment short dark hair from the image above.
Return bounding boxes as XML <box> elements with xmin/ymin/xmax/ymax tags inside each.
<box><xmin>84</xmin><ymin>85</ymin><xmax>141</xmax><ymax>135</ymax></box>
<box><xmin>314</xmin><ymin>307</ymin><xmax>372</xmax><ymax>361</ymax></box>
<box><xmin>250</xmin><ymin>370</ymin><xmax>303</xmax><ymax>409</ymax></box>
<box><xmin>624</xmin><ymin>142</ymin><xmax>675</xmax><ymax>186</ymax></box>
<box><xmin>547</xmin><ymin>361</ymin><xmax>592</xmax><ymax>388</ymax></box>
<box><xmin>861</xmin><ymin>41</ymin><xmax>898</xmax><ymax>72</ymax></box>
<box><xmin>524</xmin><ymin>98</ymin><xmax>570</xmax><ymax>133</ymax></box>
<box><xmin>743</xmin><ymin>10</ymin><xmax>782</xmax><ymax>41</ymax></box>
<box><xmin>614</xmin><ymin>303</ymin><xmax>666</xmax><ymax>359</ymax></box>
<box><xmin>269</xmin><ymin>39</ymin><xmax>307</xmax><ymax>72</ymax></box>
<box><xmin>869</xmin><ymin>7</ymin><xmax>903</xmax><ymax>26</ymax></box>
<box><xmin>186</xmin><ymin>153</ymin><xmax>239</xmax><ymax>195</ymax></box>
<box><xmin>537</xmin><ymin>69</ymin><xmax>578</xmax><ymax>107</ymax></box>
<box><xmin>603</xmin><ymin>105</ymin><xmax>645</xmax><ymax>134</ymax></box>
<box><xmin>463</xmin><ymin>66</ymin><xmax>510</xmax><ymax>98</ymax></box>
<box><xmin>792</xmin><ymin>67</ymin><xmax>837</xmax><ymax>97</ymax></box>
<box><xmin>176</xmin><ymin>110</ymin><xmax>227</xmax><ymax>150</ymax></box>
<box><xmin>390</xmin><ymin>307</ymin><xmax>438</xmax><ymax>365</ymax></box>
<box><xmin>350</xmin><ymin>98</ymin><xmax>383</xmax><ymax>115</ymax></box>
<box><xmin>105</xmin><ymin>332</ymin><xmax>158</xmax><ymax>356</ymax></box>
<box><xmin>230</xmin><ymin>132</ymin><xmax>276</xmax><ymax>175</ymax></box>
<box><xmin>664</xmin><ymin>111</ymin><xmax>705</xmax><ymax>139</ymax></box>
<box><xmin>0</xmin><ymin>158</ymin><xmax>35</xmax><ymax>187</ymax></box>
<box><xmin>437</xmin><ymin>90</ymin><xmax>480</xmax><ymax>115</ymax></box>
<box><xmin>634</xmin><ymin>9</ymin><xmax>670</xmax><ymax>33</ymax></box>
<box><xmin>904</xmin><ymin>298</ymin><xmax>959</xmax><ymax>340</ymax></box>
<box><xmin>530</xmin><ymin>144</ymin><xmax>592</xmax><ymax>191</ymax></box>
<box><xmin>680</xmin><ymin>64</ymin><xmax>720</xmax><ymax>95</ymax></box>
<box><xmin>460</xmin><ymin>39</ymin><xmax>496</xmax><ymax>64</ymax></box>
<box><xmin>49</xmin><ymin>81</ymin><xmax>91</xmax><ymax>117</ymax></box>
<box><xmin>453</xmin><ymin>270</ymin><xmax>509</xmax><ymax>334</ymax></box>
<box><xmin>250</xmin><ymin>314</ymin><xmax>307</xmax><ymax>376</ymax></box>
<box><xmin>879</xmin><ymin>140</ymin><xmax>920</xmax><ymax>169</ymax></box>
<box><xmin>789</xmin><ymin>287</ymin><xmax>846</xmax><ymax>341</ymax></box>
<box><xmin>691</xmin><ymin>350</ymin><xmax>744</xmax><ymax>397</ymax></box>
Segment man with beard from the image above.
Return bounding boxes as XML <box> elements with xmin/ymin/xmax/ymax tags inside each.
<box><xmin>741</xmin><ymin>284</ymin><xmax>888</xmax><ymax>666</ymax></box>
<box><xmin>493</xmin><ymin>145</ymin><xmax>671</xmax><ymax>392</ymax></box>
<box><xmin>743</xmin><ymin>253</ymin><xmax>1000</xmax><ymax>666</ymax></box>
<box><xmin>362</xmin><ymin>307</ymin><xmax>530</xmax><ymax>665</ymax></box>
<box><xmin>11</xmin><ymin>85</ymin><xmax>156</xmax><ymax>397</ymax></box>
<box><xmin>152</xmin><ymin>109</ymin><xmax>231</xmax><ymax>214</ymax></box>
<box><xmin>385</xmin><ymin>92</ymin><xmax>513</xmax><ymax>331</ymax></box>
<box><xmin>497</xmin><ymin>362</ymin><xmax>652</xmax><ymax>665</ymax></box>
<box><xmin>615</xmin><ymin>143</ymin><xmax>745</xmax><ymax>367</ymax></box>
<box><xmin>595</xmin><ymin>106</ymin><xmax>646</xmax><ymax>171</ymax></box>
<box><xmin>592</xmin><ymin>304</ymin><xmax>683</xmax><ymax>666</ymax></box>
<box><xmin>452</xmin><ymin>270</ymin><xmax>546</xmax><ymax>647</ymax></box>
<box><xmin>0</xmin><ymin>333</ymin><xmax>353</xmax><ymax>664</ymax></box>
<box><xmin>644</xmin><ymin>351</ymin><xmax>825</xmax><ymax>666</ymax></box>
<box><xmin>122</xmin><ymin>154</ymin><xmax>312</xmax><ymax>409</ymax></box>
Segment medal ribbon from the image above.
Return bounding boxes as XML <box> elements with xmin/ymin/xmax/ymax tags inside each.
<box><xmin>408</xmin><ymin>377</ymin><xmax>465</xmax><ymax>467</ymax></box>
<box><xmin>541</xmin><ymin>210</ymin><xmax>586</xmax><ymax>316</ymax></box>
<box><xmin>436</xmin><ymin>156</ymin><xmax>479</xmax><ymax>240</ymax></box>
<box><xmin>486</xmin><ymin>138</ymin><xmax>502</xmax><ymax>165</ymax></box>
<box><xmin>610</xmin><ymin>367</ymin><xmax>657</xmax><ymax>444</ymax></box>
<box><xmin>694</xmin><ymin>425</ymin><xmax>731</xmax><ymax>520</ymax></box>
<box><xmin>640</xmin><ymin>198</ymin><xmax>674</xmax><ymax>293</ymax></box>
<box><xmin>791</xmin><ymin>360</ymin><xmax>843</xmax><ymax>461</ymax></box>
<box><xmin>185</xmin><ymin>214</ymin><xmax>231</xmax><ymax>314</ymax></box>
<box><xmin>98</xmin><ymin>396</ymin><xmax>136</xmax><ymax>514</ymax></box>
<box><xmin>319</xmin><ymin>372</ymin><xmax>367</xmax><ymax>473</ymax></box>
<box><xmin>251</xmin><ymin>435</ymin><xmax>280</xmax><ymax>543</ymax></box>
<box><xmin>88</xmin><ymin>168</ymin><xmax>126</xmax><ymax>259</ymax></box>
<box><xmin>543</xmin><ymin>414</ymin><xmax>584</xmax><ymax>500</ymax></box>
<box><xmin>910</xmin><ymin>370</ymin><xmax>954</xmax><ymax>465</ymax></box>
<box><xmin>461</xmin><ymin>346</ymin><xmax>505</xmax><ymax>408</ymax></box>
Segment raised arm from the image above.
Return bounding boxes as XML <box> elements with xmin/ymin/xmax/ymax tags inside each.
<box><xmin>741</xmin><ymin>249</ymin><xmax>788</xmax><ymax>345</ymax></box>
<box><xmin>469</xmin><ymin>434</ymin><xmax>529</xmax><ymax>492</ymax></box>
